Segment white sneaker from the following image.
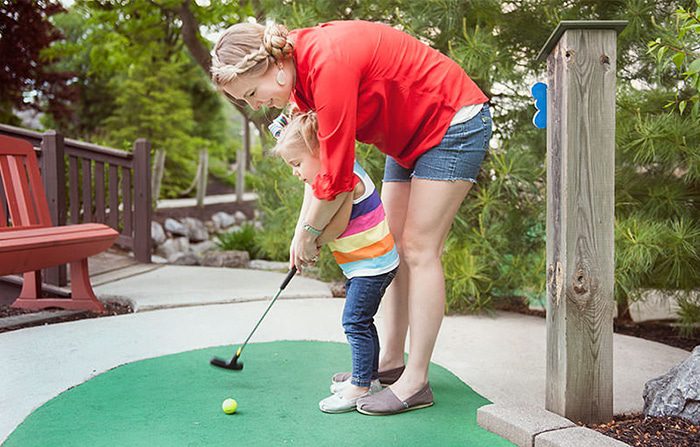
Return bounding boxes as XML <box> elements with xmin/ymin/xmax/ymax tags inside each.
<box><xmin>330</xmin><ymin>378</ymin><xmax>382</xmax><ymax>395</ymax></box>
<box><xmin>319</xmin><ymin>392</ymin><xmax>367</xmax><ymax>414</ymax></box>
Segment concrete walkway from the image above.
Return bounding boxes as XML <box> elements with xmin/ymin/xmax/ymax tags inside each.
<box><xmin>0</xmin><ymin>267</ymin><xmax>691</xmax><ymax>444</ymax></box>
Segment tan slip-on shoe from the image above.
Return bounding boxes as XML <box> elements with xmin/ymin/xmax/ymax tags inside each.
<box><xmin>331</xmin><ymin>365</ymin><xmax>405</xmax><ymax>386</ymax></box>
<box><xmin>356</xmin><ymin>383</ymin><xmax>434</xmax><ymax>416</ymax></box>
<box><xmin>330</xmin><ymin>378</ymin><xmax>382</xmax><ymax>394</ymax></box>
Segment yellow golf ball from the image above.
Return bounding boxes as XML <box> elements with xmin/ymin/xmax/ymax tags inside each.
<box><xmin>222</xmin><ymin>398</ymin><xmax>238</xmax><ymax>414</ymax></box>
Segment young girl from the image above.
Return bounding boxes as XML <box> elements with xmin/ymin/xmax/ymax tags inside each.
<box><xmin>272</xmin><ymin>111</ymin><xmax>400</xmax><ymax>413</ymax></box>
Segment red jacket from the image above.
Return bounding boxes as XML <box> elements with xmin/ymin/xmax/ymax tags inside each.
<box><xmin>290</xmin><ymin>20</ymin><xmax>488</xmax><ymax>200</ymax></box>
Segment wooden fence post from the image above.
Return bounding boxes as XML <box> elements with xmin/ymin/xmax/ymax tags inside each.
<box><xmin>133</xmin><ymin>139</ymin><xmax>152</xmax><ymax>263</ymax></box>
<box><xmin>537</xmin><ymin>21</ymin><xmax>626</xmax><ymax>424</ymax></box>
<box><xmin>151</xmin><ymin>149</ymin><xmax>166</xmax><ymax>204</ymax></box>
<box><xmin>196</xmin><ymin>149</ymin><xmax>208</xmax><ymax>208</ymax></box>
<box><xmin>41</xmin><ymin>131</ymin><xmax>67</xmax><ymax>286</ymax></box>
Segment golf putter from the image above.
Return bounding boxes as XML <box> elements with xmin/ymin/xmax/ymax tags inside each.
<box><xmin>210</xmin><ymin>266</ymin><xmax>297</xmax><ymax>370</ymax></box>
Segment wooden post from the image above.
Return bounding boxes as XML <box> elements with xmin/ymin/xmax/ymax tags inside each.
<box><xmin>151</xmin><ymin>148</ymin><xmax>166</xmax><ymax>204</ymax></box>
<box><xmin>41</xmin><ymin>131</ymin><xmax>67</xmax><ymax>286</ymax></box>
<box><xmin>195</xmin><ymin>149</ymin><xmax>208</xmax><ymax>208</ymax></box>
<box><xmin>132</xmin><ymin>139</ymin><xmax>152</xmax><ymax>263</ymax></box>
<box><xmin>537</xmin><ymin>21</ymin><xmax>626</xmax><ymax>424</ymax></box>
<box><xmin>237</xmin><ymin>115</ymin><xmax>248</xmax><ymax>204</ymax></box>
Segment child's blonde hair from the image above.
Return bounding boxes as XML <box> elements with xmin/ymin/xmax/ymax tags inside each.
<box><xmin>211</xmin><ymin>22</ymin><xmax>294</xmax><ymax>88</ymax></box>
<box><xmin>273</xmin><ymin>112</ymin><xmax>319</xmax><ymax>157</ymax></box>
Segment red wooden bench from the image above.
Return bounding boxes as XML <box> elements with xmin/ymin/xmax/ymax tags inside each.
<box><xmin>0</xmin><ymin>134</ymin><xmax>118</xmax><ymax>313</ymax></box>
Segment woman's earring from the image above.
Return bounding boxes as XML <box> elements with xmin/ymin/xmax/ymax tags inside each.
<box><xmin>276</xmin><ymin>68</ymin><xmax>287</xmax><ymax>86</ymax></box>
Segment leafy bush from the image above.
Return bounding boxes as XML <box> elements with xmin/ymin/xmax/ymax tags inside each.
<box><xmin>215</xmin><ymin>223</ymin><xmax>263</xmax><ymax>260</ymax></box>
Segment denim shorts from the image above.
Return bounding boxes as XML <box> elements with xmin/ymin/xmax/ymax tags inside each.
<box><xmin>383</xmin><ymin>103</ymin><xmax>492</xmax><ymax>183</ymax></box>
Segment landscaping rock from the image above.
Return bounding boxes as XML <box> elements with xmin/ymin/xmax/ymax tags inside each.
<box><xmin>191</xmin><ymin>240</ymin><xmax>218</xmax><ymax>256</ymax></box>
<box><xmin>151</xmin><ymin>221</ymin><xmax>166</xmax><ymax>245</ymax></box>
<box><xmin>200</xmin><ymin>250</ymin><xmax>250</xmax><ymax>268</ymax></box>
<box><xmin>330</xmin><ymin>282</ymin><xmax>346</xmax><ymax>298</ymax></box>
<box><xmin>212</xmin><ymin>211</ymin><xmax>236</xmax><ymax>230</ymax></box>
<box><xmin>204</xmin><ymin>220</ymin><xmax>217</xmax><ymax>234</ymax></box>
<box><xmin>169</xmin><ymin>252</ymin><xmax>200</xmax><ymax>266</ymax></box>
<box><xmin>164</xmin><ymin>218</ymin><xmax>188</xmax><ymax>237</ymax></box>
<box><xmin>234</xmin><ymin>211</ymin><xmax>247</xmax><ymax>224</ymax></box>
<box><xmin>151</xmin><ymin>255</ymin><xmax>168</xmax><ymax>264</ymax></box>
<box><xmin>155</xmin><ymin>238</ymin><xmax>180</xmax><ymax>260</ymax></box>
<box><xmin>181</xmin><ymin>217</ymin><xmax>208</xmax><ymax>242</ymax></box>
<box><xmin>643</xmin><ymin>345</ymin><xmax>700</xmax><ymax>424</ymax></box>
<box><xmin>173</xmin><ymin>236</ymin><xmax>190</xmax><ymax>253</ymax></box>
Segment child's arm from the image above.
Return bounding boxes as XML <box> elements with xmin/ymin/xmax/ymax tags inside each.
<box><xmin>317</xmin><ymin>191</ymin><xmax>354</xmax><ymax>246</ymax></box>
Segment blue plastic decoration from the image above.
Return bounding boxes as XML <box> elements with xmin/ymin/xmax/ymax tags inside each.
<box><xmin>268</xmin><ymin>113</ymin><xmax>290</xmax><ymax>140</ymax></box>
<box><xmin>531</xmin><ymin>82</ymin><xmax>547</xmax><ymax>129</ymax></box>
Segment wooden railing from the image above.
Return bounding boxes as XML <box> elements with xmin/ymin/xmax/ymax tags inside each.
<box><xmin>0</xmin><ymin>124</ymin><xmax>152</xmax><ymax>287</ymax></box>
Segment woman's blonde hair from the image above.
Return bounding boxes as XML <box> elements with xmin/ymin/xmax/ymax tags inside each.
<box><xmin>273</xmin><ymin>111</ymin><xmax>319</xmax><ymax>156</ymax></box>
<box><xmin>211</xmin><ymin>22</ymin><xmax>294</xmax><ymax>88</ymax></box>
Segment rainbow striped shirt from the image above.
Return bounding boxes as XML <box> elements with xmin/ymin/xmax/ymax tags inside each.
<box><xmin>327</xmin><ymin>162</ymin><xmax>400</xmax><ymax>279</ymax></box>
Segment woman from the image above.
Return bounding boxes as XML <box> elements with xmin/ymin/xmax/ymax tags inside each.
<box><xmin>211</xmin><ymin>20</ymin><xmax>492</xmax><ymax>415</ymax></box>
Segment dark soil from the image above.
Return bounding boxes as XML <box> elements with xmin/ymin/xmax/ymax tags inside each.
<box><xmin>0</xmin><ymin>302</ymin><xmax>132</xmax><ymax>333</ymax></box>
<box><xmin>492</xmin><ymin>296</ymin><xmax>700</xmax><ymax>352</ymax></box>
<box><xmin>587</xmin><ymin>413</ymin><xmax>700</xmax><ymax>447</ymax></box>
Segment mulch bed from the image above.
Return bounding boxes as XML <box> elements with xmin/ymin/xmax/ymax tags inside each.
<box><xmin>587</xmin><ymin>413</ymin><xmax>700</xmax><ymax>447</ymax></box>
<box><xmin>0</xmin><ymin>302</ymin><xmax>132</xmax><ymax>334</ymax></box>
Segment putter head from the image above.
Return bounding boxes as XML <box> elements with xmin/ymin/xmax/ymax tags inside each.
<box><xmin>210</xmin><ymin>355</ymin><xmax>244</xmax><ymax>371</ymax></box>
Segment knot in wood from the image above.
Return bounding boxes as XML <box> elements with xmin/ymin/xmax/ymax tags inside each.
<box><xmin>573</xmin><ymin>268</ymin><xmax>588</xmax><ymax>295</ymax></box>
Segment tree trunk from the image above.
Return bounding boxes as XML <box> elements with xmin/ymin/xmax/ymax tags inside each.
<box><xmin>178</xmin><ymin>0</ymin><xmax>211</xmax><ymax>73</ymax></box>
<box><xmin>177</xmin><ymin>0</ymin><xmax>275</xmax><ymax>151</ymax></box>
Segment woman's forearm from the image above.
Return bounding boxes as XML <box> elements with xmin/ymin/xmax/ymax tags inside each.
<box><xmin>303</xmin><ymin>190</ymin><xmax>351</xmax><ymax>232</ymax></box>
<box><xmin>317</xmin><ymin>192</ymin><xmax>353</xmax><ymax>246</ymax></box>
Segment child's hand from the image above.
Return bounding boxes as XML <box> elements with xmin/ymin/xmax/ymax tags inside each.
<box><xmin>289</xmin><ymin>240</ymin><xmax>299</xmax><ymax>273</ymax></box>
<box><xmin>293</xmin><ymin>229</ymin><xmax>319</xmax><ymax>267</ymax></box>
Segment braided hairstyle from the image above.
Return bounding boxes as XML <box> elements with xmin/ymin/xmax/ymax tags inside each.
<box><xmin>211</xmin><ymin>22</ymin><xmax>294</xmax><ymax>88</ymax></box>
<box><xmin>273</xmin><ymin>111</ymin><xmax>319</xmax><ymax>157</ymax></box>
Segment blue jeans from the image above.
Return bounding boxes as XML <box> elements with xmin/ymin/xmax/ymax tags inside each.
<box><xmin>342</xmin><ymin>268</ymin><xmax>398</xmax><ymax>387</ymax></box>
<box><xmin>383</xmin><ymin>103</ymin><xmax>493</xmax><ymax>183</ymax></box>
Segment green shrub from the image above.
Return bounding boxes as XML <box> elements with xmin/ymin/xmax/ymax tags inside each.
<box><xmin>215</xmin><ymin>223</ymin><xmax>263</xmax><ymax>260</ymax></box>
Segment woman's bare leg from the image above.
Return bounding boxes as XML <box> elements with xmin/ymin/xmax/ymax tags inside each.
<box><xmin>389</xmin><ymin>178</ymin><xmax>473</xmax><ymax>401</ymax></box>
<box><xmin>377</xmin><ymin>181</ymin><xmax>411</xmax><ymax>370</ymax></box>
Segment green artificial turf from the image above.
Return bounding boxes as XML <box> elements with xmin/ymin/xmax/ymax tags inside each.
<box><xmin>4</xmin><ymin>341</ymin><xmax>514</xmax><ymax>446</ymax></box>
